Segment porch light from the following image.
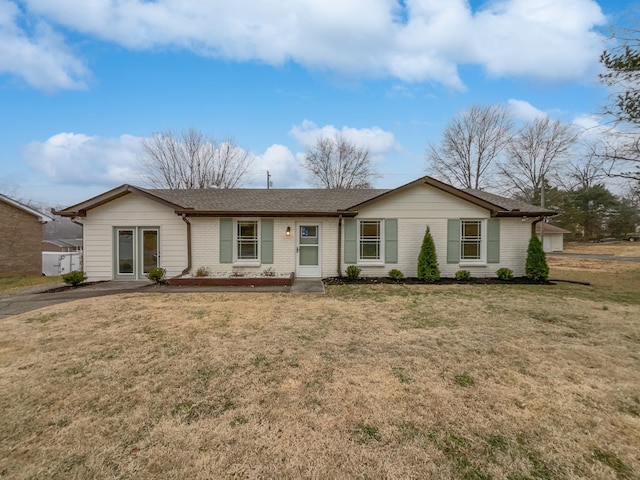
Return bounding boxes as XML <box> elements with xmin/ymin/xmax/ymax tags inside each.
<box><xmin>286</xmin><ymin>226</ymin><xmax>291</xmax><ymax>236</ymax></box>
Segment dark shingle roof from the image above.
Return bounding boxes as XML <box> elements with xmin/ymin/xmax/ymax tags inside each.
<box><xmin>145</xmin><ymin>188</ymin><xmax>390</xmax><ymax>213</ymax></box>
<box><xmin>54</xmin><ymin>177</ymin><xmax>557</xmax><ymax>218</ymax></box>
<box><xmin>462</xmin><ymin>189</ymin><xmax>555</xmax><ymax>215</ymax></box>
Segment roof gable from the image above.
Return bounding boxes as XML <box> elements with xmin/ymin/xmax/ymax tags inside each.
<box><xmin>0</xmin><ymin>194</ymin><xmax>53</xmax><ymax>222</ymax></box>
<box><xmin>345</xmin><ymin>177</ymin><xmax>555</xmax><ymax>216</ymax></box>
<box><xmin>53</xmin><ymin>184</ymin><xmax>188</xmax><ymax>217</ymax></box>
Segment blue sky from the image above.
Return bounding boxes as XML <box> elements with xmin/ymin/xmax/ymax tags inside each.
<box><xmin>0</xmin><ymin>0</ymin><xmax>629</xmax><ymax>207</ymax></box>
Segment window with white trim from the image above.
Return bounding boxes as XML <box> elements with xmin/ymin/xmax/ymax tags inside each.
<box><xmin>359</xmin><ymin>220</ymin><xmax>382</xmax><ymax>261</ymax></box>
<box><xmin>461</xmin><ymin>220</ymin><xmax>482</xmax><ymax>261</ymax></box>
<box><xmin>236</xmin><ymin>220</ymin><xmax>259</xmax><ymax>261</ymax></box>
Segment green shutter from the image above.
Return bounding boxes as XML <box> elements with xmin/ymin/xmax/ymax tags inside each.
<box><xmin>220</xmin><ymin>218</ymin><xmax>233</xmax><ymax>263</ymax></box>
<box><xmin>385</xmin><ymin>219</ymin><xmax>398</xmax><ymax>263</ymax></box>
<box><xmin>487</xmin><ymin>218</ymin><xmax>500</xmax><ymax>263</ymax></box>
<box><xmin>447</xmin><ymin>219</ymin><xmax>460</xmax><ymax>264</ymax></box>
<box><xmin>344</xmin><ymin>219</ymin><xmax>357</xmax><ymax>264</ymax></box>
<box><xmin>261</xmin><ymin>219</ymin><xmax>274</xmax><ymax>264</ymax></box>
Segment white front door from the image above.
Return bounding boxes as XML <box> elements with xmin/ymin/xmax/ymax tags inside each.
<box><xmin>296</xmin><ymin>224</ymin><xmax>321</xmax><ymax>277</ymax></box>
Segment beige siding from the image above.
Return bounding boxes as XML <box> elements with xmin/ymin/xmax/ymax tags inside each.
<box><xmin>189</xmin><ymin>217</ymin><xmax>340</xmax><ymax>278</ymax></box>
<box><xmin>496</xmin><ymin>218</ymin><xmax>533</xmax><ymax>277</ymax></box>
<box><xmin>348</xmin><ymin>184</ymin><xmax>533</xmax><ymax>278</ymax></box>
<box><xmin>356</xmin><ymin>184</ymin><xmax>489</xmax><ymax>219</ymax></box>
<box><xmin>83</xmin><ymin>193</ymin><xmax>187</xmax><ymax>281</ymax></box>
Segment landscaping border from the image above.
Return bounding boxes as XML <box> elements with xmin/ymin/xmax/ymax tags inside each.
<box><xmin>167</xmin><ymin>273</ymin><xmax>294</xmax><ymax>287</ymax></box>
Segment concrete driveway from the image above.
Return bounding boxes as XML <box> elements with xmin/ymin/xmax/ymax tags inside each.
<box><xmin>0</xmin><ymin>281</ymin><xmax>150</xmax><ymax>319</ymax></box>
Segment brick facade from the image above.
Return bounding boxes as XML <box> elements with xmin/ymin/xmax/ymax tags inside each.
<box><xmin>0</xmin><ymin>199</ymin><xmax>44</xmax><ymax>276</ymax></box>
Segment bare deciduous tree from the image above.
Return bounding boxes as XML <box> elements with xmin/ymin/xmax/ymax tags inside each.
<box><xmin>592</xmin><ymin>130</ymin><xmax>640</xmax><ymax>181</ymax></box>
<box><xmin>139</xmin><ymin>128</ymin><xmax>251</xmax><ymax>189</ymax></box>
<box><xmin>303</xmin><ymin>135</ymin><xmax>377</xmax><ymax>189</ymax></box>
<box><xmin>497</xmin><ymin>117</ymin><xmax>578</xmax><ymax>203</ymax></box>
<box><xmin>597</xmin><ymin>18</ymin><xmax>640</xmax><ymax>181</ymax></box>
<box><xmin>560</xmin><ymin>140</ymin><xmax>608</xmax><ymax>191</ymax></box>
<box><xmin>427</xmin><ymin>104</ymin><xmax>513</xmax><ymax>189</ymax></box>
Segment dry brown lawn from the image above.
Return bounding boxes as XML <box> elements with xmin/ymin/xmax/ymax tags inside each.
<box><xmin>1</xmin><ymin>257</ymin><xmax>639</xmax><ymax>479</ymax></box>
<box><xmin>563</xmin><ymin>241</ymin><xmax>640</xmax><ymax>257</ymax></box>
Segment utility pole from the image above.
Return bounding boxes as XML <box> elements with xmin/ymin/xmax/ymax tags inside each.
<box><xmin>266</xmin><ymin>171</ymin><xmax>272</xmax><ymax>190</ymax></box>
<box><xmin>540</xmin><ymin>174</ymin><xmax>545</xmax><ymax>248</ymax></box>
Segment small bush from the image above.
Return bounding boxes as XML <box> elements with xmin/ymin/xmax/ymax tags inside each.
<box><xmin>455</xmin><ymin>270</ymin><xmax>471</xmax><ymax>281</ymax></box>
<box><xmin>345</xmin><ymin>265</ymin><xmax>361</xmax><ymax>281</ymax></box>
<box><xmin>388</xmin><ymin>269</ymin><xmax>404</xmax><ymax>281</ymax></box>
<box><xmin>496</xmin><ymin>268</ymin><xmax>514</xmax><ymax>281</ymax></box>
<box><xmin>62</xmin><ymin>271</ymin><xmax>87</xmax><ymax>287</ymax></box>
<box><xmin>417</xmin><ymin>226</ymin><xmax>440</xmax><ymax>283</ymax></box>
<box><xmin>195</xmin><ymin>266</ymin><xmax>210</xmax><ymax>277</ymax></box>
<box><xmin>146</xmin><ymin>267</ymin><xmax>166</xmax><ymax>284</ymax></box>
<box><xmin>525</xmin><ymin>235</ymin><xmax>549</xmax><ymax>282</ymax></box>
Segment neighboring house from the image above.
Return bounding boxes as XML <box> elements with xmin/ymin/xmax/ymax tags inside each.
<box><xmin>0</xmin><ymin>193</ymin><xmax>53</xmax><ymax>277</ymax></box>
<box><xmin>536</xmin><ymin>223</ymin><xmax>571</xmax><ymax>253</ymax></box>
<box><xmin>54</xmin><ymin>176</ymin><xmax>556</xmax><ymax>281</ymax></box>
<box><xmin>42</xmin><ymin>239</ymin><xmax>83</xmax><ymax>252</ymax></box>
<box><xmin>42</xmin><ymin>215</ymin><xmax>83</xmax><ymax>252</ymax></box>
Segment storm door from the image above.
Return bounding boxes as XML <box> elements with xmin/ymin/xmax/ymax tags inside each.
<box><xmin>296</xmin><ymin>224</ymin><xmax>321</xmax><ymax>277</ymax></box>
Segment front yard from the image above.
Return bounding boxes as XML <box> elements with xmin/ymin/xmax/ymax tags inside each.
<box><xmin>0</xmin><ymin>257</ymin><xmax>638</xmax><ymax>479</ymax></box>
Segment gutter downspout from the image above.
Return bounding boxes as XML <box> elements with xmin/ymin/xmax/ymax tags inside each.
<box><xmin>181</xmin><ymin>214</ymin><xmax>192</xmax><ymax>276</ymax></box>
<box><xmin>531</xmin><ymin>215</ymin><xmax>545</xmax><ymax>238</ymax></box>
<box><xmin>337</xmin><ymin>214</ymin><xmax>343</xmax><ymax>277</ymax></box>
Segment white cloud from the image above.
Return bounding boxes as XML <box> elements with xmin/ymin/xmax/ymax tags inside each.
<box><xmin>572</xmin><ymin>114</ymin><xmax>604</xmax><ymax>131</ymax></box>
<box><xmin>11</xmin><ymin>0</ymin><xmax>606</xmax><ymax>90</ymax></box>
<box><xmin>23</xmin><ymin>133</ymin><xmax>142</xmax><ymax>186</ymax></box>
<box><xmin>508</xmin><ymin>99</ymin><xmax>547</xmax><ymax>121</ymax></box>
<box><xmin>22</xmin><ymin>132</ymin><xmax>309</xmax><ymax>189</ymax></box>
<box><xmin>0</xmin><ymin>0</ymin><xmax>88</xmax><ymax>90</ymax></box>
<box><xmin>472</xmin><ymin>0</ymin><xmax>606</xmax><ymax>81</ymax></box>
<box><xmin>290</xmin><ymin>120</ymin><xmax>398</xmax><ymax>155</ymax></box>
<box><xmin>246</xmin><ymin>144</ymin><xmax>305</xmax><ymax>188</ymax></box>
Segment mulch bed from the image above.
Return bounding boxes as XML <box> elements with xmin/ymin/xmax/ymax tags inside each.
<box><xmin>323</xmin><ymin>277</ymin><xmax>554</xmax><ymax>285</ymax></box>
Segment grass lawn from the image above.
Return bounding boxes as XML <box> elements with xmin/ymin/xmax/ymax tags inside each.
<box><xmin>0</xmin><ymin>258</ymin><xmax>639</xmax><ymax>479</ymax></box>
<box><xmin>0</xmin><ymin>275</ymin><xmax>62</xmax><ymax>293</ymax></box>
<box><xmin>563</xmin><ymin>240</ymin><xmax>640</xmax><ymax>257</ymax></box>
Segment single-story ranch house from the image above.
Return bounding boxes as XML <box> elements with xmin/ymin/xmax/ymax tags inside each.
<box><xmin>54</xmin><ymin>176</ymin><xmax>555</xmax><ymax>281</ymax></box>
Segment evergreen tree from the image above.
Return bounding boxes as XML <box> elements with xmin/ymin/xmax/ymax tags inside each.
<box><xmin>417</xmin><ymin>227</ymin><xmax>440</xmax><ymax>283</ymax></box>
<box><xmin>525</xmin><ymin>235</ymin><xmax>549</xmax><ymax>283</ymax></box>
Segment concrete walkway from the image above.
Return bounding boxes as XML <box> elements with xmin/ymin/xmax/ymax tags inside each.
<box><xmin>290</xmin><ymin>278</ymin><xmax>325</xmax><ymax>294</ymax></box>
<box><xmin>0</xmin><ymin>277</ymin><xmax>326</xmax><ymax>319</ymax></box>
